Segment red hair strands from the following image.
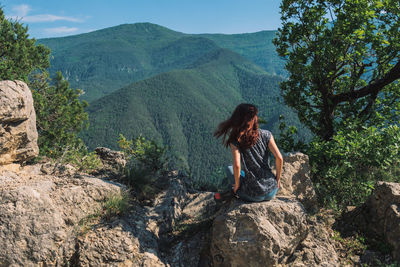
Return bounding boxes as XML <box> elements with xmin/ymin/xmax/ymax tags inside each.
<box><xmin>214</xmin><ymin>103</ymin><xmax>259</xmax><ymax>150</ymax></box>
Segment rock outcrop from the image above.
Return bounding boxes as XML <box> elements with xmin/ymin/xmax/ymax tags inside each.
<box><xmin>0</xmin><ymin>164</ymin><xmax>125</xmax><ymax>266</ymax></box>
<box><xmin>343</xmin><ymin>181</ymin><xmax>400</xmax><ymax>262</ymax></box>
<box><xmin>209</xmin><ymin>152</ymin><xmax>339</xmax><ymax>266</ymax></box>
<box><xmin>0</xmin><ymin>80</ymin><xmax>38</xmax><ymax>164</ymax></box>
<box><xmin>365</xmin><ymin>182</ymin><xmax>400</xmax><ymax>261</ymax></box>
<box><xmin>0</xmin><ymin>158</ymin><xmax>339</xmax><ymax>267</ymax></box>
<box><xmin>211</xmin><ymin>198</ymin><xmax>308</xmax><ymax>266</ymax></box>
<box><xmin>276</xmin><ymin>152</ymin><xmax>318</xmax><ymax>210</ymax></box>
<box><xmin>210</xmin><ymin>199</ymin><xmax>338</xmax><ymax>267</ymax></box>
<box><xmin>70</xmin><ymin>173</ymin><xmax>216</xmax><ymax>267</ymax></box>
<box><xmin>95</xmin><ymin>147</ymin><xmax>126</xmax><ymax>176</ymax></box>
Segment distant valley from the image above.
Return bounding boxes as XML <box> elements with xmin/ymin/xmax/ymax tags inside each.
<box><xmin>38</xmin><ymin>23</ymin><xmax>304</xmax><ymax>184</ymax></box>
<box><xmin>39</xmin><ymin>23</ymin><xmax>286</xmax><ymax>103</ymax></box>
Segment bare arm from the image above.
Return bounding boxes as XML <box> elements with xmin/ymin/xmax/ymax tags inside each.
<box><xmin>230</xmin><ymin>143</ymin><xmax>241</xmax><ymax>193</ymax></box>
<box><xmin>268</xmin><ymin>135</ymin><xmax>283</xmax><ymax>188</ymax></box>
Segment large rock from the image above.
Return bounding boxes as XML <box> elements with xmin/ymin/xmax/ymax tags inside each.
<box><xmin>0</xmin><ymin>164</ymin><xmax>124</xmax><ymax>266</ymax></box>
<box><xmin>0</xmin><ymin>161</ymin><xmax>213</xmax><ymax>266</ymax></box>
<box><xmin>0</xmin><ymin>80</ymin><xmax>38</xmax><ymax>164</ymax></box>
<box><xmin>208</xmin><ymin>152</ymin><xmax>339</xmax><ymax>266</ymax></box>
<box><xmin>210</xmin><ymin>198</ymin><xmax>339</xmax><ymax>267</ymax></box>
<box><xmin>74</xmin><ymin>174</ymin><xmax>217</xmax><ymax>267</ymax></box>
<box><xmin>75</xmin><ymin>216</ymin><xmax>166</xmax><ymax>267</ymax></box>
<box><xmin>211</xmin><ymin>198</ymin><xmax>308</xmax><ymax>266</ymax></box>
<box><xmin>276</xmin><ymin>152</ymin><xmax>318</xmax><ymax>210</ymax></box>
<box><xmin>94</xmin><ymin>147</ymin><xmax>126</xmax><ymax>176</ymax></box>
<box><xmin>345</xmin><ymin>182</ymin><xmax>400</xmax><ymax>261</ymax></box>
<box><xmin>0</xmin><ymin>149</ymin><xmax>340</xmax><ymax>266</ymax></box>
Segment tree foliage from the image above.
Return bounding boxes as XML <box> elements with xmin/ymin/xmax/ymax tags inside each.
<box><xmin>0</xmin><ymin>6</ymin><xmax>92</xmax><ymax>166</ymax></box>
<box><xmin>274</xmin><ymin>0</ymin><xmax>400</xmax><ymax>140</ymax></box>
<box><xmin>118</xmin><ymin>133</ymin><xmax>168</xmax><ymax>174</ymax></box>
<box><xmin>274</xmin><ymin>0</ymin><xmax>400</xmax><ymax>208</ymax></box>
<box><xmin>118</xmin><ymin>134</ymin><xmax>168</xmax><ymax>199</ymax></box>
<box><xmin>0</xmin><ymin>8</ymin><xmax>49</xmax><ymax>81</ymax></box>
<box><xmin>30</xmin><ymin>71</ymin><xmax>89</xmax><ymax>157</ymax></box>
<box><xmin>308</xmin><ymin>124</ymin><xmax>400</xmax><ymax>208</ymax></box>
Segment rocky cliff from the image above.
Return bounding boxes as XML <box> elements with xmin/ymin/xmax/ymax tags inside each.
<box><xmin>1</xmin><ymin>80</ymin><xmax>399</xmax><ymax>266</ymax></box>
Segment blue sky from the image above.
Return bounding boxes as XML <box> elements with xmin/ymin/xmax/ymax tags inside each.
<box><xmin>1</xmin><ymin>0</ymin><xmax>283</xmax><ymax>39</ymax></box>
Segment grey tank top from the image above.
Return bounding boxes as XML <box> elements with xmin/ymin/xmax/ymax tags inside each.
<box><xmin>232</xmin><ymin>129</ymin><xmax>277</xmax><ymax>197</ymax></box>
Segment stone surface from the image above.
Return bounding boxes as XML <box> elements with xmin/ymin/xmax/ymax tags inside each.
<box><xmin>0</xmin><ymin>78</ymin><xmax>350</xmax><ymax>266</ymax></box>
<box><xmin>74</xmin><ymin>175</ymin><xmax>218</xmax><ymax>267</ymax></box>
<box><xmin>210</xmin><ymin>197</ymin><xmax>339</xmax><ymax>267</ymax></box>
<box><xmin>275</xmin><ymin>152</ymin><xmax>318</xmax><ymax>211</ymax></box>
<box><xmin>75</xmin><ymin>218</ymin><xmax>166</xmax><ymax>267</ymax></box>
<box><xmin>211</xmin><ymin>198</ymin><xmax>303</xmax><ymax>266</ymax></box>
<box><xmin>287</xmin><ymin>215</ymin><xmax>339</xmax><ymax>267</ymax></box>
<box><xmin>94</xmin><ymin>147</ymin><xmax>126</xmax><ymax>176</ymax></box>
<box><xmin>0</xmin><ymin>160</ymin><xmax>214</xmax><ymax>266</ymax></box>
<box><xmin>0</xmin><ymin>164</ymin><xmax>124</xmax><ymax>266</ymax></box>
<box><xmin>164</xmin><ymin>191</ymin><xmax>216</xmax><ymax>267</ymax></box>
<box><xmin>348</xmin><ymin>182</ymin><xmax>400</xmax><ymax>261</ymax></box>
<box><xmin>0</xmin><ymin>80</ymin><xmax>38</xmax><ymax>164</ymax></box>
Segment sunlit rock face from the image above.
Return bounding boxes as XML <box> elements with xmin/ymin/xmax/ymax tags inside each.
<box><xmin>0</xmin><ymin>80</ymin><xmax>38</xmax><ymax>164</ymax></box>
<box><xmin>0</xmin><ymin>163</ymin><xmax>124</xmax><ymax>266</ymax></box>
<box><xmin>210</xmin><ymin>152</ymin><xmax>339</xmax><ymax>267</ymax></box>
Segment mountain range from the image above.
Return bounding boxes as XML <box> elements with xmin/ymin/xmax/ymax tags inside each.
<box><xmin>39</xmin><ymin>23</ymin><xmax>286</xmax><ymax>103</ymax></box>
<box><xmin>38</xmin><ymin>23</ymin><xmax>305</xmax><ymax>185</ymax></box>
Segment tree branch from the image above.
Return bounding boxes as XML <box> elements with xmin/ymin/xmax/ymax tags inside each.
<box><xmin>349</xmin><ymin>62</ymin><xmax>372</xmax><ymax>91</ymax></box>
<box><xmin>359</xmin><ymin>91</ymin><xmax>378</xmax><ymax>118</ymax></box>
<box><xmin>332</xmin><ymin>60</ymin><xmax>400</xmax><ymax>104</ymax></box>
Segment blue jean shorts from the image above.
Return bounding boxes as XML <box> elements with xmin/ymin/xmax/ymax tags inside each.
<box><xmin>226</xmin><ymin>165</ymin><xmax>278</xmax><ymax>202</ymax></box>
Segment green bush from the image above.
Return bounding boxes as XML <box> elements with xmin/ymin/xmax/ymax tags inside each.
<box><xmin>57</xmin><ymin>142</ymin><xmax>102</xmax><ymax>173</ymax></box>
<box><xmin>118</xmin><ymin>134</ymin><xmax>168</xmax><ymax>199</ymax></box>
<box><xmin>30</xmin><ymin>71</ymin><xmax>89</xmax><ymax>158</ymax></box>
<box><xmin>308</xmin><ymin>124</ymin><xmax>400</xmax><ymax>208</ymax></box>
<box><xmin>118</xmin><ymin>134</ymin><xmax>168</xmax><ymax>173</ymax></box>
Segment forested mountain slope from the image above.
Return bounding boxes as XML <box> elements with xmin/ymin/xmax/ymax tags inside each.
<box><xmin>199</xmin><ymin>31</ymin><xmax>285</xmax><ymax>76</ymax></box>
<box><xmin>39</xmin><ymin>24</ymin><xmax>214</xmax><ymax>102</ymax></box>
<box><xmin>38</xmin><ymin>23</ymin><xmax>285</xmax><ymax>103</ymax></box>
<box><xmin>39</xmin><ymin>23</ymin><xmax>300</xmax><ymax>183</ymax></box>
<box><xmin>82</xmin><ymin>48</ymin><xmax>295</xmax><ymax>182</ymax></box>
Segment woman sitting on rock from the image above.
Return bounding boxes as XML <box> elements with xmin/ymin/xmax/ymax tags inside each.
<box><xmin>214</xmin><ymin>103</ymin><xmax>283</xmax><ymax>202</ymax></box>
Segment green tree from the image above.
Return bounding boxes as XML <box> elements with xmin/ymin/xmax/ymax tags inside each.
<box><xmin>273</xmin><ymin>0</ymin><xmax>400</xmax><ymax>140</ymax></box>
<box><xmin>308</xmin><ymin>123</ymin><xmax>400</xmax><ymax>207</ymax></box>
<box><xmin>0</xmin><ymin>7</ymin><xmax>92</xmax><ymax>166</ymax></box>
<box><xmin>30</xmin><ymin>71</ymin><xmax>89</xmax><ymax>157</ymax></box>
<box><xmin>0</xmin><ymin>7</ymin><xmax>49</xmax><ymax>81</ymax></box>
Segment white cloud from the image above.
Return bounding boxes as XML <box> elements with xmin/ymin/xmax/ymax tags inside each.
<box><xmin>23</xmin><ymin>14</ymin><xmax>83</xmax><ymax>23</ymax></box>
<box><xmin>44</xmin><ymin>26</ymin><xmax>79</xmax><ymax>34</ymax></box>
<box><xmin>12</xmin><ymin>4</ymin><xmax>31</xmax><ymax>17</ymax></box>
<box><xmin>7</xmin><ymin>4</ymin><xmax>83</xmax><ymax>23</ymax></box>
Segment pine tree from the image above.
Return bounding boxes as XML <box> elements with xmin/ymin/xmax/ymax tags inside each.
<box><xmin>0</xmin><ymin>8</ymin><xmax>49</xmax><ymax>81</ymax></box>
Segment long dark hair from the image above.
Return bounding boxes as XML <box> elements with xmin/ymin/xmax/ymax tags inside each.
<box><xmin>214</xmin><ymin>103</ymin><xmax>259</xmax><ymax>150</ymax></box>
